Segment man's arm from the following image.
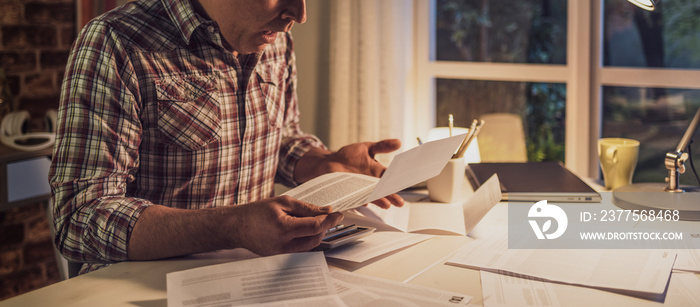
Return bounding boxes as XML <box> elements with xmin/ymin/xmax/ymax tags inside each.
<box><xmin>127</xmin><ymin>196</ymin><xmax>343</xmax><ymax>260</ymax></box>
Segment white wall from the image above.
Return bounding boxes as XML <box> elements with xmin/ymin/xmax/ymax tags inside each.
<box><xmin>291</xmin><ymin>0</ymin><xmax>331</xmax><ymax>144</ymax></box>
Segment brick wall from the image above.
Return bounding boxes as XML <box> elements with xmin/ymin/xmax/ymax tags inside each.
<box><xmin>0</xmin><ymin>0</ymin><xmax>76</xmax><ymax>301</ymax></box>
<box><xmin>0</xmin><ymin>202</ymin><xmax>60</xmax><ymax>300</ymax></box>
<box><xmin>0</xmin><ymin>0</ymin><xmax>75</xmax><ymax>118</ymax></box>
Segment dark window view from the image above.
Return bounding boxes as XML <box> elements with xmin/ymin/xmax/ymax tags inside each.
<box><xmin>434</xmin><ymin>0</ymin><xmax>568</xmax><ymax>162</ymax></box>
<box><xmin>602</xmin><ymin>87</ymin><xmax>700</xmax><ymax>185</ymax></box>
<box><xmin>604</xmin><ymin>0</ymin><xmax>700</xmax><ymax>69</ymax></box>
<box><xmin>436</xmin><ymin>79</ymin><xmax>566</xmax><ymax>162</ymax></box>
<box><xmin>603</xmin><ymin>0</ymin><xmax>700</xmax><ymax>185</ymax></box>
<box><xmin>436</xmin><ymin>0</ymin><xmax>567</xmax><ymax>64</ymax></box>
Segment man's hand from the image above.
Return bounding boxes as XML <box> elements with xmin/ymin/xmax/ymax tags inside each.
<box><xmin>231</xmin><ymin>196</ymin><xmax>344</xmax><ymax>255</ymax></box>
<box><xmin>294</xmin><ymin>139</ymin><xmax>405</xmax><ymax>209</ymax></box>
<box><xmin>128</xmin><ymin>196</ymin><xmax>343</xmax><ymax>260</ymax></box>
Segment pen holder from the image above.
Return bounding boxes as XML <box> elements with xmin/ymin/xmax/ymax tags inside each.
<box><xmin>427</xmin><ymin>158</ymin><xmax>466</xmax><ymax>203</ymax></box>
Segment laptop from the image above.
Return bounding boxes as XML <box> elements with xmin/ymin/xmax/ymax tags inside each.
<box><xmin>465</xmin><ymin>162</ymin><xmax>601</xmax><ymax>203</ymax></box>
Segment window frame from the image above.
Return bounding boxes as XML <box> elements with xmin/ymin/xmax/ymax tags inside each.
<box><xmin>413</xmin><ymin>0</ymin><xmax>700</xmax><ymax>178</ymax></box>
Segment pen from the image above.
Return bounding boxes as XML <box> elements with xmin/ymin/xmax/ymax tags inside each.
<box><xmin>448</xmin><ymin>114</ymin><xmax>454</xmax><ymax>137</ymax></box>
<box><xmin>453</xmin><ymin>119</ymin><xmax>484</xmax><ymax>159</ymax></box>
<box><xmin>453</xmin><ymin>119</ymin><xmax>478</xmax><ymax>159</ymax></box>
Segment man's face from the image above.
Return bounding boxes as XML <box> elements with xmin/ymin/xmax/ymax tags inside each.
<box><xmin>208</xmin><ymin>0</ymin><xmax>307</xmax><ymax>55</ymax></box>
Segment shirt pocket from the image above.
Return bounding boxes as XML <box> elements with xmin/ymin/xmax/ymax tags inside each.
<box><xmin>255</xmin><ymin>63</ymin><xmax>287</xmax><ymax>129</ymax></box>
<box><xmin>155</xmin><ymin>75</ymin><xmax>221</xmax><ymax>151</ymax></box>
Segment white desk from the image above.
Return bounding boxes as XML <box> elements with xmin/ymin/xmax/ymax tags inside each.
<box><xmin>2</xmin><ymin>189</ymin><xmax>699</xmax><ymax>307</ymax></box>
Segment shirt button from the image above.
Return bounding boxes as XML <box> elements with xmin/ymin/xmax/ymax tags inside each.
<box><xmin>207</xmin><ymin>26</ymin><xmax>215</xmax><ymax>33</ymax></box>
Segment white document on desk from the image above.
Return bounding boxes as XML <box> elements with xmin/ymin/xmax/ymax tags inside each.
<box><xmin>283</xmin><ymin>134</ymin><xmax>466</xmax><ymax>212</ymax></box>
<box><xmin>342</xmin><ymin>174</ymin><xmax>502</xmax><ymax>236</ymax></box>
<box><xmin>323</xmin><ymin>231</ymin><xmax>433</xmax><ymax>262</ymax></box>
<box><xmin>480</xmin><ymin>271</ymin><xmax>561</xmax><ymax>307</ymax></box>
<box><xmin>331</xmin><ymin>270</ymin><xmax>472</xmax><ymax>306</ymax></box>
<box><xmin>446</xmin><ymin>234</ymin><xmax>677</xmax><ymax>296</ymax></box>
<box><xmin>166</xmin><ymin>252</ymin><xmax>337</xmax><ymax>307</ymax></box>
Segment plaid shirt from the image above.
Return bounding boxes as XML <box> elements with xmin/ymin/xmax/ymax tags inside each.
<box><xmin>49</xmin><ymin>0</ymin><xmax>324</xmax><ymax>271</ymax></box>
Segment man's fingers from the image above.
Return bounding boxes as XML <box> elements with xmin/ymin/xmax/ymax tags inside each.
<box><xmin>368</xmin><ymin>139</ymin><xmax>401</xmax><ymax>157</ymax></box>
<box><xmin>278</xmin><ymin>195</ymin><xmax>331</xmax><ymax>217</ymax></box>
<box><xmin>371</xmin><ymin>193</ymin><xmax>404</xmax><ymax>209</ymax></box>
<box><xmin>385</xmin><ymin>193</ymin><xmax>405</xmax><ymax>207</ymax></box>
<box><xmin>372</xmin><ymin>198</ymin><xmax>392</xmax><ymax>209</ymax></box>
<box><xmin>283</xmin><ymin>233</ymin><xmax>327</xmax><ymax>253</ymax></box>
<box><xmin>283</xmin><ymin>212</ymin><xmax>344</xmax><ymax>239</ymax></box>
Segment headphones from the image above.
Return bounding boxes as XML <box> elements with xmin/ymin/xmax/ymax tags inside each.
<box><xmin>1</xmin><ymin>110</ymin><xmax>57</xmax><ymax>151</ymax></box>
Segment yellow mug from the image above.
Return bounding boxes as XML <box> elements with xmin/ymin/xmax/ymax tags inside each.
<box><xmin>598</xmin><ymin>138</ymin><xmax>639</xmax><ymax>190</ymax></box>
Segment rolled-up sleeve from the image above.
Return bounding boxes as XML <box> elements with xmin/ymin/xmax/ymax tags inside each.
<box><xmin>49</xmin><ymin>19</ymin><xmax>150</xmax><ymax>264</ymax></box>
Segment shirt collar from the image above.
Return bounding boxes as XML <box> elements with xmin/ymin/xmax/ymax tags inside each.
<box><xmin>161</xmin><ymin>0</ymin><xmax>206</xmax><ymax>45</ymax></box>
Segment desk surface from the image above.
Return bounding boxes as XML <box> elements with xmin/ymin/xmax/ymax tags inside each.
<box><xmin>2</xmin><ymin>189</ymin><xmax>699</xmax><ymax>307</ymax></box>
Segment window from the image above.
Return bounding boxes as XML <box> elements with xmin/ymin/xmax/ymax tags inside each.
<box><xmin>415</xmin><ymin>0</ymin><xmax>700</xmax><ymax>181</ymax></box>
<box><xmin>436</xmin><ymin>0</ymin><xmax>567</xmax><ymax>64</ymax></box>
<box><xmin>601</xmin><ymin>0</ymin><xmax>700</xmax><ymax>185</ymax></box>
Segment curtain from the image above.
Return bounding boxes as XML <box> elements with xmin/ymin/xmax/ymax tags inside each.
<box><xmin>327</xmin><ymin>0</ymin><xmax>414</xmax><ymax>158</ymax></box>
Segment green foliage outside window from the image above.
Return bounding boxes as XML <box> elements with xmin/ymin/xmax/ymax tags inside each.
<box><xmin>436</xmin><ymin>0</ymin><xmax>567</xmax><ymax>162</ymax></box>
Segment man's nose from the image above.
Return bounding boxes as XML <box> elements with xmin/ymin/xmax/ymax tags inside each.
<box><xmin>282</xmin><ymin>0</ymin><xmax>307</xmax><ymax>24</ymax></box>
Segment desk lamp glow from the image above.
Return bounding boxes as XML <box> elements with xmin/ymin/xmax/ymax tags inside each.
<box><xmin>427</xmin><ymin>127</ymin><xmax>481</xmax><ymax>164</ymax></box>
<box><xmin>612</xmin><ymin>0</ymin><xmax>700</xmax><ymax>220</ymax></box>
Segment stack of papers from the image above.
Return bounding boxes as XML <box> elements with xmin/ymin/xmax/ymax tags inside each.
<box><xmin>319</xmin><ymin>174</ymin><xmax>501</xmax><ymax>263</ymax></box>
<box><xmin>479</xmin><ymin>270</ymin><xmax>700</xmax><ymax>307</ymax></box>
<box><xmin>446</xmin><ymin>233</ymin><xmax>677</xmax><ymax>299</ymax></box>
<box><xmin>341</xmin><ymin>174</ymin><xmax>502</xmax><ymax>236</ymax></box>
<box><xmin>166</xmin><ymin>252</ymin><xmax>472</xmax><ymax>307</ymax></box>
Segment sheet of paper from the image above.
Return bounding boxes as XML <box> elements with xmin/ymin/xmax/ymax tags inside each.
<box><xmin>446</xmin><ymin>233</ymin><xmax>676</xmax><ymax>296</ymax></box>
<box><xmin>367</xmin><ymin>133</ymin><xmax>467</xmax><ymax>202</ymax></box>
<box><xmin>480</xmin><ymin>270</ymin><xmax>561</xmax><ymax>307</ymax></box>
<box><xmin>323</xmin><ymin>231</ymin><xmax>433</xmax><ymax>263</ymax></box>
<box><xmin>669</xmin><ymin>273</ymin><xmax>700</xmax><ymax>306</ymax></box>
<box><xmin>166</xmin><ymin>252</ymin><xmax>336</xmax><ymax>307</ymax></box>
<box><xmin>482</xmin><ymin>270</ymin><xmax>700</xmax><ymax>307</ymax></box>
<box><xmin>343</xmin><ymin>174</ymin><xmax>502</xmax><ymax>236</ymax></box>
<box><xmin>461</xmin><ymin>174</ymin><xmax>501</xmax><ymax>234</ymax></box>
<box><xmin>674</xmin><ymin>249</ymin><xmax>700</xmax><ymax>273</ymax></box>
<box><xmin>331</xmin><ymin>270</ymin><xmax>473</xmax><ymax>306</ymax></box>
<box><xmin>645</xmin><ymin>232</ymin><xmax>700</xmax><ymax>273</ymax></box>
<box><xmin>283</xmin><ymin>134</ymin><xmax>465</xmax><ymax>212</ymax></box>
<box><xmin>237</xmin><ymin>295</ymin><xmax>345</xmax><ymax>307</ymax></box>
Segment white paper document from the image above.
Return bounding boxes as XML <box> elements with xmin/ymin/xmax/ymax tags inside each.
<box><xmin>446</xmin><ymin>234</ymin><xmax>676</xmax><ymax>296</ymax></box>
<box><xmin>480</xmin><ymin>270</ymin><xmax>561</xmax><ymax>307</ymax></box>
<box><xmin>323</xmin><ymin>231</ymin><xmax>433</xmax><ymax>262</ymax></box>
<box><xmin>166</xmin><ymin>252</ymin><xmax>336</xmax><ymax>307</ymax></box>
<box><xmin>167</xmin><ymin>251</ymin><xmax>474</xmax><ymax>307</ymax></box>
<box><xmin>481</xmin><ymin>269</ymin><xmax>700</xmax><ymax>307</ymax></box>
<box><xmin>330</xmin><ymin>270</ymin><xmax>472</xmax><ymax>306</ymax></box>
<box><xmin>283</xmin><ymin>135</ymin><xmax>466</xmax><ymax>212</ymax></box>
<box><xmin>669</xmin><ymin>273</ymin><xmax>700</xmax><ymax>306</ymax></box>
<box><xmin>342</xmin><ymin>174</ymin><xmax>502</xmax><ymax>236</ymax></box>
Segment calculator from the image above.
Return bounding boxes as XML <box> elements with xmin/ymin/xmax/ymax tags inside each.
<box><xmin>313</xmin><ymin>224</ymin><xmax>375</xmax><ymax>251</ymax></box>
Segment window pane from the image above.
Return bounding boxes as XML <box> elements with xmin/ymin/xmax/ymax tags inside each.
<box><xmin>602</xmin><ymin>86</ymin><xmax>700</xmax><ymax>185</ymax></box>
<box><xmin>436</xmin><ymin>79</ymin><xmax>566</xmax><ymax>162</ymax></box>
<box><xmin>603</xmin><ymin>0</ymin><xmax>700</xmax><ymax>69</ymax></box>
<box><xmin>435</xmin><ymin>0</ymin><xmax>567</xmax><ymax>64</ymax></box>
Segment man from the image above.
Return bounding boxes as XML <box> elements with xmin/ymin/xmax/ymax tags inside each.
<box><xmin>50</xmin><ymin>0</ymin><xmax>403</xmax><ymax>274</ymax></box>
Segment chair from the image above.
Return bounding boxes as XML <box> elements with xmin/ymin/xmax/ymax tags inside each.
<box><xmin>477</xmin><ymin>113</ymin><xmax>528</xmax><ymax>162</ymax></box>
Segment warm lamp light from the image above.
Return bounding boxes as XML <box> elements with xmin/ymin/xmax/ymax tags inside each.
<box><xmin>626</xmin><ymin>0</ymin><xmax>658</xmax><ymax>11</ymax></box>
<box><xmin>427</xmin><ymin>127</ymin><xmax>481</xmax><ymax>164</ymax></box>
